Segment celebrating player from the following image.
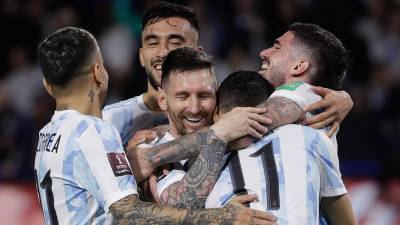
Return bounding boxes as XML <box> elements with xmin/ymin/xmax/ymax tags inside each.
<box><xmin>34</xmin><ymin>26</ymin><xmax>278</xmax><ymax>225</ymax></box>
<box><xmin>103</xmin><ymin>1</ymin><xmax>353</xmax><ymax>148</ymax></box>
<box><xmin>205</xmin><ymin>70</ymin><xmax>357</xmax><ymax>225</ymax></box>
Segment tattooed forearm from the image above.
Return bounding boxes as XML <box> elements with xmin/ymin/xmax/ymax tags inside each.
<box><xmin>159</xmin><ymin>130</ymin><xmax>227</xmax><ymax>209</ymax></box>
<box><xmin>259</xmin><ymin>96</ymin><xmax>305</xmax><ymax>131</ymax></box>
<box><xmin>127</xmin><ymin>128</ymin><xmax>226</xmax><ymax>182</ymax></box>
<box><xmin>110</xmin><ymin>194</ymin><xmax>243</xmax><ymax>225</ymax></box>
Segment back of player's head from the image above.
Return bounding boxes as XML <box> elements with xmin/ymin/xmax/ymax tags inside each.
<box><xmin>142</xmin><ymin>1</ymin><xmax>200</xmax><ymax>34</ymax></box>
<box><xmin>38</xmin><ymin>27</ymin><xmax>97</xmax><ymax>87</ymax></box>
<box><xmin>288</xmin><ymin>22</ymin><xmax>348</xmax><ymax>90</ymax></box>
<box><xmin>161</xmin><ymin>47</ymin><xmax>216</xmax><ymax>89</ymax></box>
<box><xmin>217</xmin><ymin>71</ymin><xmax>275</xmax><ymax>113</ymax></box>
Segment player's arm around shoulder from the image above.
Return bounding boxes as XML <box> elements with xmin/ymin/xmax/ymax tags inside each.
<box><xmin>264</xmin><ymin>82</ymin><xmax>353</xmax><ymax>137</ymax></box>
<box><xmin>109</xmin><ymin>193</ymin><xmax>278</xmax><ymax>225</ymax></box>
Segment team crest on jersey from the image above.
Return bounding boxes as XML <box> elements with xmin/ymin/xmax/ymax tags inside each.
<box><xmin>107</xmin><ymin>153</ymin><xmax>132</xmax><ymax>176</ymax></box>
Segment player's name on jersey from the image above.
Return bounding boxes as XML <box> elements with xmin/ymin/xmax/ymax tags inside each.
<box><xmin>37</xmin><ymin>132</ymin><xmax>61</xmax><ymax>153</ymax></box>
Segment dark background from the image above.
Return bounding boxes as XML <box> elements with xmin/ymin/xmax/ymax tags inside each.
<box><xmin>0</xmin><ymin>0</ymin><xmax>399</xmax><ymax>223</ymax></box>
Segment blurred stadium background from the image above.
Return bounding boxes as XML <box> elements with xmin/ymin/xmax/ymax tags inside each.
<box><xmin>0</xmin><ymin>0</ymin><xmax>399</xmax><ymax>224</ymax></box>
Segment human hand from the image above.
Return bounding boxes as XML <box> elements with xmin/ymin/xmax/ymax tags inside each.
<box><xmin>126</xmin><ymin>129</ymin><xmax>158</xmax><ymax>149</ymax></box>
<box><xmin>303</xmin><ymin>86</ymin><xmax>353</xmax><ymax>137</ymax></box>
<box><xmin>210</xmin><ymin>107</ymin><xmax>271</xmax><ymax>143</ymax></box>
<box><xmin>224</xmin><ymin>194</ymin><xmax>278</xmax><ymax>225</ymax></box>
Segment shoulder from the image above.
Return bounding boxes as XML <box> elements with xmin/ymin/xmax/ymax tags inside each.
<box><xmin>70</xmin><ymin>114</ymin><xmax>118</xmax><ymax>140</ymax></box>
<box><xmin>270</xmin><ymin>82</ymin><xmax>322</xmax><ymax>109</ymax></box>
<box><xmin>102</xmin><ymin>95</ymin><xmax>145</xmax><ymax>114</ymax></box>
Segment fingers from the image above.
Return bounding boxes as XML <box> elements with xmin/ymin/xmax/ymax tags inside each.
<box><xmin>304</xmin><ymin>107</ymin><xmax>337</xmax><ymax>126</ymax></box>
<box><xmin>248</xmin><ymin>113</ymin><xmax>273</xmax><ymax>125</ymax></box>
<box><xmin>232</xmin><ymin>194</ymin><xmax>258</xmax><ymax>204</ymax></box>
<box><xmin>310</xmin><ymin>86</ymin><xmax>332</xmax><ymax>97</ymax></box>
<box><xmin>327</xmin><ymin>121</ymin><xmax>339</xmax><ymax>137</ymax></box>
<box><xmin>247</xmin><ymin>120</ymin><xmax>268</xmax><ymax>138</ymax></box>
<box><xmin>241</xmin><ymin>107</ymin><xmax>267</xmax><ymax>114</ymax></box>
<box><xmin>308</xmin><ymin>115</ymin><xmax>337</xmax><ymax>129</ymax></box>
<box><xmin>248</xmin><ymin>209</ymin><xmax>278</xmax><ymax>222</ymax></box>
<box><xmin>250</xmin><ymin>217</ymin><xmax>278</xmax><ymax>225</ymax></box>
<box><xmin>127</xmin><ymin>130</ymin><xmax>158</xmax><ymax>149</ymax></box>
<box><xmin>304</xmin><ymin>98</ymin><xmax>332</xmax><ymax>112</ymax></box>
<box><xmin>133</xmin><ymin>130</ymin><xmax>157</xmax><ymax>141</ymax></box>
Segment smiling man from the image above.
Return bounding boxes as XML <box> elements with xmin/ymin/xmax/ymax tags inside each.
<box><xmin>158</xmin><ymin>48</ymin><xmax>217</xmax><ymax>137</ymax></box>
<box><xmin>103</xmin><ymin>2</ymin><xmax>352</xmax><ymax>148</ymax></box>
<box><xmin>102</xmin><ymin>2</ymin><xmax>201</xmax><ymax>145</ymax></box>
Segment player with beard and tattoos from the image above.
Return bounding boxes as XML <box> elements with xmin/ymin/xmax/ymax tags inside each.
<box><xmin>127</xmin><ymin>24</ymin><xmax>354</xmax><ymax>214</ymax></box>
<box><xmin>205</xmin><ymin>71</ymin><xmax>357</xmax><ymax>225</ymax></box>
<box><xmin>102</xmin><ymin>1</ymin><xmax>353</xmax><ymax>149</ymax></box>
<box><xmin>35</xmin><ymin>26</ymin><xmax>278</xmax><ymax>225</ymax></box>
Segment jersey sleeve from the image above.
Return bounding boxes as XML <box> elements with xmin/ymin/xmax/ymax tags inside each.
<box><xmin>315</xmin><ymin>132</ymin><xmax>347</xmax><ymax>197</ymax></box>
<box><xmin>269</xmin><ymin>82</ymin><xmax>322</xmax><ymax>112</ymax></box>
<box><xmin>270</xmin><ymin>82</ymin><xmax>338</xmax><ymax>145</ymax></box>
<box><xmin>156</xmin><ymin>169</ymin><xmax>186</xmax><ymax>197</ymax></box>
<box><xmin>76</xmin><ymin>120</ymin><xmax>138</xmax><ymax>213</ymax></box>
<box><xmin>102</xmin><ymin>95</ymin><xmax>168</xmax><ymax>146</ymax></box>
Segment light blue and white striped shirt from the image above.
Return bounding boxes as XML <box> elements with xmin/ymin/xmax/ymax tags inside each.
<box><xmin>34</xmin><ymin>110</ymin><xmax>137</xmax><ymax>225</ymax></box>
<box><xmin>102</xmin><ymin>94</ymin><xmax>167</xmax><ymax>146</ymax></box>
<box><xmin>205</xmin><ymin>124</ymin><xmax>347</xmax><ymax>225</ymax></box>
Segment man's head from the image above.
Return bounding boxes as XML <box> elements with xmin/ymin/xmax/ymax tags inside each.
<box><xmin>140</xmin><ymin>1</ymin><xmax>200</xmax><ymax>89</ymax></box>
<box><xmin>217</xmin><ymin>71</ymin><xmax>275</xmax><ymax>115</ymax></box>
<box><xmin>38</xmin><ymin>27</ymin><xmax>108</xmax><ymax>104</ymax></box>
<box><xmin>217</xmin><ymin>71</ymin><xmax>275</xmax><ymax>149</ymax></box>
<box><xmin>158</xmin><ymin>47</ymin><xmax>217</xmax><ymax>137</ymax></box>
<box><xmin>259</xmin><ymin>22</ymin><xmax>347</xmax><ymax>90</ymax></box>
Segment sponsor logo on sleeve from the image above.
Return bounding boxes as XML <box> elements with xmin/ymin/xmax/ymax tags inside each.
<box><xmin>107</xmin><ymin>153</ymin><xmax>133</xmax><ymax>177</ymax></box>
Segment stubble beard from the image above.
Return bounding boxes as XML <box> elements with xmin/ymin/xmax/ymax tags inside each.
<box><xmin>145</xmin><ymin>67</ymin><xmax>161</xmax><ymax>90</ymax></box>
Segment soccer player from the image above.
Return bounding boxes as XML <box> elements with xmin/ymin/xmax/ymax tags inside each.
<box><xmin>101</xmin><ymin>2</ymin><xmax>200</xmax><ymax>145</ymax></box>
<box><xmin>128</xmin><ymin>23</ymin><xmax>352</xmax><ymax>207</ymax></box>
<box><xmin>258</xmin><ymin>22</ymin><xmax>352</xmax><ymax>138</ymax></box>
<box><xmin>103</xmin><ymin>1</ymin><xmax>353</xmax><ymax>147</ymax></box>
<box><xmin>149</xmin><ymin>47</ymin><xmax>228</xmax><ymax>207</ymax></box>
<box><xmin>205</xmin><ymin>70</ymin><xmax>357</xmax><ymax>225</ymax></box>
<box><xmin>34</xmin><ymin>26</ymin><xmax>279</xmax><ymax>225</ymax></box>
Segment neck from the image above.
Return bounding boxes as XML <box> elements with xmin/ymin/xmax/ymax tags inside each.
<box><xmin>143</xmin><ymin>81</ymin><xmax>161</xmax><ymax>111</ymax></box>
<box><xmin>55</xmin><ymin>90</ymin><xmax>102</xmax><ymax>118</ymax></box>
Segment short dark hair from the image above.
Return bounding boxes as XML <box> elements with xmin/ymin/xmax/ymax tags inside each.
<box><xmin>288</xmin><ymin>22</ymin><xmax>348</xmax><ymax>90</ymax></box>
<box><xmin>161</xmin><ymin>47</ymin><xmax>215</xmax><ymax>88</ymax></box>
<box><xmin>37</xmin><ymin>27</ymin><xmax>97</xmax><ymax>87</ymax></box>
<box><xmin>217</xmin><ymin>71</ymin><xmax>275</xmax><ymax>113</ymax></box>
<box><xmin>142</xmin><ymin>1</ymin><xmax>200</xmax><ymax>34</ymax></box>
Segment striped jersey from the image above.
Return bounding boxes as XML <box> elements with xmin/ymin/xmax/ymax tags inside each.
<box><xmin>134</xmin><ymin>131</ymin><xmax>187</xmax><ymax>196</ymax></box>
<box><xmin>102</xmin><ymin>94</ymin><xmax>168</xmax><ymax>146</ymax></box>
<box><xmin>34</xmin><ymin>110</ymin><xmax>137</xmax><ymax>225</ymax></box>
<box><xmin>270</xmin><ymin>82</ymin><xmax>338</xmax><ymax>147</ymax></box>
<box><xmin>205</xmin><ymin>124</ymin><xmax>347</xmax><ymax>225</ymax></box>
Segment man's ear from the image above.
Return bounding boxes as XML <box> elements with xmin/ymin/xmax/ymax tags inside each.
<box><xmin>291</xmin><ymin>60</ymin><xmax>310</xmax><ymax>77</ymax></box>
<box><xmin>139</xmin><ymin>48</ymin><xmax>145</xmax><ymax>67</ymax></box>
<box><xmin>92</xmin><ymin>64</ymin><xmax>106</xmax><ymax>88</ymax></box>
<box><xmin>43</xmin><ymin>78</ymin><xmax>55</xmax><ymax>97</ymax></box>
<box><xmin>157</xmin><ymin>88</ymin><xmax>168</xmax><ymax>111</ymax></box>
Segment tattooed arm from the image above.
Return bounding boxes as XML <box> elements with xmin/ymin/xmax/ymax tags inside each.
<box><xmin>127</xmin><ymin>107</ymin><xmax>269</xmax><ymax>182</ymax></box>
<box><xmin>257</xmin><ymin>96</ymin><xmax>305</xmax><ymax>131</ymax></box>
<box><xmin>158</xmin><ymin>129</ymin><xmax>226</xmax><ymax>208</ymax></box>
<box><xmin>110</xmin><ymin>194</ymin><xmax>277</xmax><ymax>225</ymax></box>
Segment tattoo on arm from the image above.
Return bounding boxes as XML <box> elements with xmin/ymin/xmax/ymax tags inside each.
<box><xmin>110</xmin><ymin>194</ymin><xmax>242</xmax><ymax>225</ymax></box>
<box><xmin>159</xmin><ymin>130</ymin><xmax>227</xmax><ymax>209</ymax></box>
<box><xmin>258</xmin><ymin>96</ymin><xmax>304</xmax><ymax>130</ymax></box>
